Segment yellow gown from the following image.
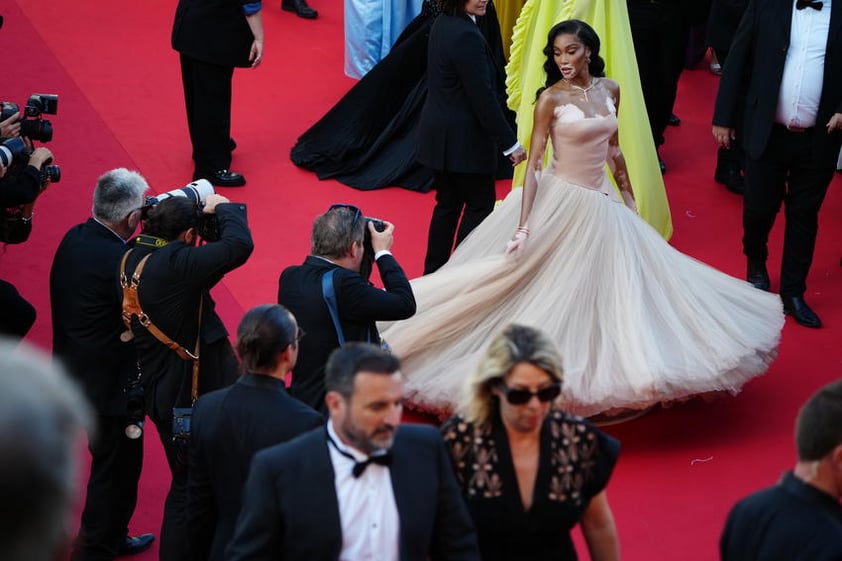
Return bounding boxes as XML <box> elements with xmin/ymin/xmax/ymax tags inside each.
<box><xmin>494</xmin><ymin>0</ymin><xmax>527</xmax><ymax>59</ymax></box>
<box><xmin>506</xmin><ymin>0</ymin><xmax>673</xmax><ymax>239</ymax></box>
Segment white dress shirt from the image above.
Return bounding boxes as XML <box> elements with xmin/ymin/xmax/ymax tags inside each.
<box><xmin>327</xmin><ymin>420</ymin><xmax>400</xmax><ymax>561</ymax></box>
<box><xmin>775</xmin><ymin>0</ymin><xmax>832</xmax><ymax>128</ymax></box>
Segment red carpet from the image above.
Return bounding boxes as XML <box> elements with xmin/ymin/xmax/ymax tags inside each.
<box><xmin>2</xmin><ymin>1</ymin><xmax>841</xmax><ymax>559</ymax></box>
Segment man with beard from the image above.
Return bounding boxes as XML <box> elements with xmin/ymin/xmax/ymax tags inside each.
<box><xmin>226</xmin><ymin>343</ymin><xmax>480</xmax><ymax>561</ymax></box>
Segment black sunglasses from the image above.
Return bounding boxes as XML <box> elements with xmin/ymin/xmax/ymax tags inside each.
<box><xmin>329</xmin><ymin>203</ymin><xmax>362</xmax><ymax>227</ymax></box>
<box><xmin>497</xmin><ymin>381</ymin><xmax>561</xmax><ymax>405</ymax></box>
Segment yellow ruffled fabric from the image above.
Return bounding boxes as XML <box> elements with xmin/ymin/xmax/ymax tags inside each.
<box><xmin>506</xmin><ymin>0</ymin><xmax>673</xmax><ymax>239</ymax></box>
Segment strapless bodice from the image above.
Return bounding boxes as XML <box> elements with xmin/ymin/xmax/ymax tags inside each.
<box><xmin>548</xmin><ymin>103</ymin><xmax>618</xmax><ymax>190</ymax></box>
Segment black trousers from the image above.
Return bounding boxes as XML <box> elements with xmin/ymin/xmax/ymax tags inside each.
<box><xmin>423</xmin><ymin>170</ymin><xmax>495</xmax><ymax>274</ymax></box>
<box><xmin>71</xmin><ymin>416</ymin><xmax>144</xmax><ymax>561</ymax></box>
<box><xmin>150</xmin><ymin>340</ymin><xmax>238</xmax><ymax>561</ymax></box>
<box><xmin>179</xmin><ymin>54</ymin><xmax>234</xmax><ymax>174</ymax></box>
<box><xmin>0</xmin><ymin>279</ymin><xmax>35</xmax><ymax>338</ymax></box>
<box><xmin>743</xmin><ymin>126</ymin><xmax>835</xmax><ymax>297</ymax></box>
<box><xmin>627</xmin><ymin>0</ymin><xmax>690</xmax><ymax>147</ymax></box>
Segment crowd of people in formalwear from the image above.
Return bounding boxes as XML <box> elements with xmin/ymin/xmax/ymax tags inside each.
<box><xmin>1</xmin><ymin>0</ymin><xmax>841</xmax><ymax>560</ymax></box>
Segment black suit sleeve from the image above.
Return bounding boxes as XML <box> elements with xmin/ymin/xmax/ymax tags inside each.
<box><xmin>0</xmin><ymin>165</ymin><xmax>42</xmax><ymax>206</ymax></box>
<box><xmin>431</xmin><ymin>435</ymin><xmax>481</xmax><ymax>561</ymax></box>
<box><xmin>338</xmin><ymin>254</ymin><xmax>416</xmax><ymax>322</ymax></box>
<box><xmin>451</xmin><ymin>26</ymin><xmax>517</xmax><ymax>151</ymax></box>
<box><xmin>186</xmin><ymin>397</ymin><xmax>217</xmax><ymax>561</ymax></box>
<box><xmin>226</xmin><ymin>450</ymin><xmax>285</xmax><ymax>561</ymax></box>
<box><xmin>179</xmin><ymin>203</ymin><xmax>254</xmax><ymax>289</ymax></box>
<box><xmin>713</xmin><ymin>0</ymin><xmax>756</xmax><ymax>127</ymax></box>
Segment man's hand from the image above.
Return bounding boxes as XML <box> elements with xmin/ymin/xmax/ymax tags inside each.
<box><xmin>27</xmin><ymin>147</ymin><xmax>53</xmax><ymax>170</ymax></box>
<box><xmin>202</xmin><ymin>194</ymin><xmax>231</xmax><ymax>213</ymax></box>
<box><xmin>0</xmin><ymin>111</ymin><xmax>21</xmax><ymax>138</ymax></box>
<box><xmin>509</xmin><ymin>146</ymin><xmax>526</xmax><ymax>166</ymax></box>
<box><xmin>826</xmin><ymin>112</ymin><xmax>842</xmax><ymax>133</ymax></box>
<box><xmin>369</xmin><ymin>220</ymin><xmax>395</xmax><ymax>253</ymax></box>
<box><xmin>249</xmin><ymin>39</ymin><xmax>264</xmax><ymax>68</ymax></box>
<box><xmin>712</xmin><ymin>125</ymin><xmax>735</xmax><ymax>150</ymax></box>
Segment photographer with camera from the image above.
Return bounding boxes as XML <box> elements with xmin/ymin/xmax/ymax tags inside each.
<box><xmin>0</xmin><ymin>94</ymin><xmax>60</xmax><ymax>207</ymax></box>
<box><xmin>277</xmin><ymin>204</ymin><xmax>416</xmax><ymax>413</ymax></box>
<box><xmin>49</xmin><ymin>168</ymin><xmax>155</xmax><ymax>561</ymax></box>
<box><xmin>122</xmin><ymin>190</ymin><xmax>253</xmax><ymax>561</ymax></box>
<box><xmin>0</xmin><ymin>96</ymin><xmax>59</xmax><ymax>339</ymax></box>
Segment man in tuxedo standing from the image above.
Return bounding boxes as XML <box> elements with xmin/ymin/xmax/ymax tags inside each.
<box><xmin>50</xmin><ymin>168</ymin><xmax>155</xmax><ymax>560</ymax></box>
<box><xmin>713</xmin><ymin>0</ymin><xmax>842</xmax><ymax>328</ymax></box>
<box><xmin>226</xmin><ymin>343</ymin><xmax>481</xmax><ymax>561</ymax></box>
<box><xmin>186</xmin><ymin>304</ymin><xmax>323</xmax><ymax>561</ymax></box>
<box><xmin>172</xmin><ymin>0</ymin><xmax>264</xmax><ymax>187</ymax></box>
<box><xmin>417</xmin><ymin>0</ymin><xmax>525</xmax><ymax>275</ymax></box>
<box><xmin>719</xmin><ymin>379</ymin><xmax>842</xmax><ymax>560</ymax></box>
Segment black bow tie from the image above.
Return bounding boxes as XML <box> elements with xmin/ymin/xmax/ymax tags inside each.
<box><xmin>328</xmin><ymin>435</ymin><xmax>391</xmax><ymax>478</ymax></box>
<box><xmin>351</xmin><ymin>453</ymin><xmax>391</xmax><ymax>477</ymax></box>
<box><xmin>796</xmin><ymin>0</ymin><xmax>823</xmax><ymax>10</ymax></box>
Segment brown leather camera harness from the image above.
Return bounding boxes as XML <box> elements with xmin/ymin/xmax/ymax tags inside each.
<box><xmin>119</xmin><ymin>236</ymin><xmax>201</xmax><ymax>403</ymax></box>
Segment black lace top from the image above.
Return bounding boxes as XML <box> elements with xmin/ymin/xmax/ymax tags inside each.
<box><xmin>441</xmin><ymin>410</ymin><xmax>620</xmax><ymax>561</ymax></box>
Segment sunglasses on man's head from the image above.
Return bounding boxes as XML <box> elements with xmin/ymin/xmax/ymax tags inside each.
<box><xmin>497</xmin><ymin>381</ymin><xmax>561</xmax><ymax>405</ymax></box>
<box><xmin>328</xmin><ymin>203</ymin><xmax>362</xmax><ymax>226</ymax></box>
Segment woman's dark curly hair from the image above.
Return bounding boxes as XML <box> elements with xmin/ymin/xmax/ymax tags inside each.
<box><xmin>536</xmin><ymin>19</ymin><xmax>606</xmax><ymax>100</ymax></box>
<box><xmin>438</xmin><ymin>0</ymin><xmax>470</xmax><ymax>16</ymax></box>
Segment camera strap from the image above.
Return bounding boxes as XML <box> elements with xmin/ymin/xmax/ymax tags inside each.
<box><xmin>120</xmin><ymin>249</ymin><xmax>203</xmax><ymax>402</ymax></box>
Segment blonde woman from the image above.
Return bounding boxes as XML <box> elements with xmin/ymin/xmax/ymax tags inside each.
<box><xmin>441</xmin><ymin>324</ymin><xmax>620</xmax><ymax>561</ymax></box>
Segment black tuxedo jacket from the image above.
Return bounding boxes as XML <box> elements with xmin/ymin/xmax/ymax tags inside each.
<box><xmin>172</xmin><ymin>0</ymin><xmax>255</xmax><ymax>68</ymax></box>
<box><xmin>50</xmin><ymin>218</ymin><xmax>135</xmax><ymax>416</ymax></box>
<box><xmin>187</xmin><ymin>374</ymin><xmax>323</xmax><ymax>561</ymax></box>
<box><xmin>713</xmin><ymin>0</ymin><xmax>842</xmax><ymax>162</ymax></box>
<box><xmin>277</xmin><ymin>255</ymin><xmax>415</xmax><ymax>411</ymax></box>
<box><xmin>226</xmin><ymin>424</ymin><xmax>481</xmax><ymax>561</ymax></box>
<box><xmin>417</xmin><ymin>13</ymin><xmax>517</xmax><ymax>174</ymax></box>
<box><xmin>706</xmin><ymin>0</ymin><xmax>748</xmax><ymax>50</ymax></box>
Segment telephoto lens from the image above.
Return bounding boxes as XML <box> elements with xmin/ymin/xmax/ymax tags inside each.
<box><xmin>0</xmin><ymin>137</ymin><xmax>26</xmax><ymax>167</ymax></box>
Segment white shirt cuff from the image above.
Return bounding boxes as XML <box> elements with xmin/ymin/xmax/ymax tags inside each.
<box><xmin>503</xmin><ymin>142</ymin><xmax>522</xmax><ymax>156</ymax></box>
<box><xmin>374</xmin><ymin>250</ymin><xmax>393</xmax><ymax>261</ymax></box>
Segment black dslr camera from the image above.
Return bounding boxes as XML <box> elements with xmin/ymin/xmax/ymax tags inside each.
<box><xmin>360</xmin><ymin>216</ymin><xmax>387</xmax><ymax>281</ymax></box>
<box><xmin>142</xmin><ymin>179</ymin><xmax>221</xmax><ymax>242</ymax></box>
<box><xmin>1</xmin><ymin>93</ymin><xmax>58</xmax><ymax>143</ymax></box>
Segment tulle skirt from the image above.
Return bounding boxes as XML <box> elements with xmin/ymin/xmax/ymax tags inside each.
<box><xmin>379</xmin><ymin>172</ymin><xmax>784</xmax><ymax>417</ymax></box>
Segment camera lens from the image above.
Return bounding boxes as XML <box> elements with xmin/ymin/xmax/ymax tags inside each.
<box><xmin>20</xmin><ymin>119</ymin><xmax>53</xmax><ymax>143</ymax></box>
<box><xmin>125</xmin><ymin>422</ymin><xmax>143</xmax><ymax>440</ymax></box>
<box><xmin>42</xmin><ymin>164</ymin><xmax>61</xmax><ymax>183</ymax></box>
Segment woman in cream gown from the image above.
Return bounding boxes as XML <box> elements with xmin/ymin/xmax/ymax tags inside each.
<box><xmin>507</xmin><ymin>0</ymin><xmax>673</xmax><ymax>239</ymax></box>
<box><xmin>380</xmin><ymin>20</ymin><xmax>784</xmax><ymax>420</ymax></box>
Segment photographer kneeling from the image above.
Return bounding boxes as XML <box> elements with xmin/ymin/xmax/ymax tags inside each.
<box><xmin>122</xmin><ymin>192</ymin><xmax>253</xmax><ymax>561</ymax></box>
<box><xmin>278</xmin><ymin>204</ymin><xmax>416</xmax><ymax>413</ymax></box>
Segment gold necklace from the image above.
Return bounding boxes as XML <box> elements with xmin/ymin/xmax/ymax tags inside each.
<box><xmin>568</xmin><ymin>79</ymin><xmax>595</xmax><ymax>102</ymax></box>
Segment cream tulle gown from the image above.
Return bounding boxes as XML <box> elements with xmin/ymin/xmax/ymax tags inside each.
<box><xmin>380</xmin><ymin>102</ymin><xmax>784</xmax><ymax>418</ymax></box>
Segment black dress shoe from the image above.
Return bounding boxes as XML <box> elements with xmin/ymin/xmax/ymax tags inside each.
<box><xmin>282</xmin><ymin>0</ymin><xmax>318</xmax><ymax>18</ymax></box>
<box><xmin>746</xmin><ymin>260</ymin><xmax>770</xmax><ymax>291</ymax></box>
<box><xmin>668</xmin><ymin>113</ymin><xmax>681</xmax><ymax>126</ymax></box>
<box><xmin>118</xmin><ymin>534</ymin><xmax>155</xmax><ymax>556</ymax></box>
<box><xmin>194</xmin><ymin>169</ymin><xmax>246</xmax><ymax>187</ymax></box>
<box><xmin>714</xmin><ymin>167</ymin><xmax>744</xmax><ymax>194</ymax></box>
<box><xmin>782</xmin><ymin>296</ymin><xmax>822</xmax><ymax>328</ymax></box>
